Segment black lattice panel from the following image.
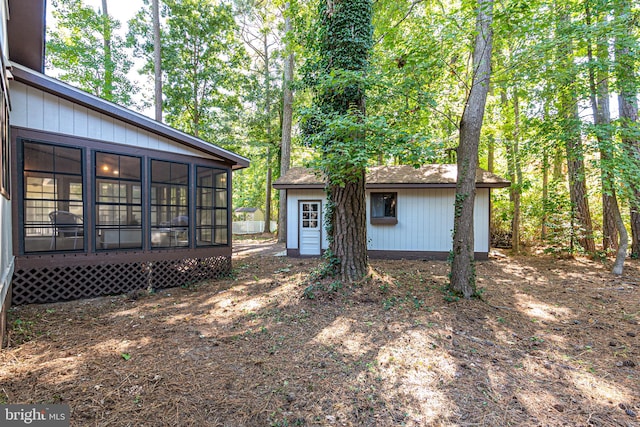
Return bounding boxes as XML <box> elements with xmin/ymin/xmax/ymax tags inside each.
<box><xmin>12</xmin><ymin>256</ymin><xmax>231</xmax><ymax>305</ymax></box>
<box><xmin>150</xmin><ymin>257</ymin><xmax>231</xmax><ymax>289</ymax></box>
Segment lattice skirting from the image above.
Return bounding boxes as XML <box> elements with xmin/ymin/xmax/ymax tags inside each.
<box><xmin>11</xmin><ymin>256</ymin><xmax>231</xmax><ymax>305</ymax></box>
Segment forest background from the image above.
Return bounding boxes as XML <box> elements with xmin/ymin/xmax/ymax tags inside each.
<box><xmin>46</xmin><ymin>0</ymin><xmax>640</xmax><ymax>261</ymax></box>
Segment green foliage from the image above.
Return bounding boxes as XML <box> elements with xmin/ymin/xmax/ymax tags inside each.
<box><xmin>47</xmin><ymin>0</ymin><xmax>136</xmax><ymax>106</ymax></box>
<box><xmin>128</xmin><ymin>0</ymin><xmax>248</xmax><ymax>142</ymax></box>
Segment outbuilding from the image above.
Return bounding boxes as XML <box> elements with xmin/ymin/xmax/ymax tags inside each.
<box><xmin>273</xmin><ymin>165</ymin><xmax>509</xmax><ymax>260</ymax></box>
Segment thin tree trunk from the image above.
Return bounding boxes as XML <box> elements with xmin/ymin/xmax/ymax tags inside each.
<box><xmin>614</xmin><ymin>0</ymin><xmax>640</xmax><ymax>258</ymax></box>
<box><xmin>557</xmin><ymin>2</ymin><xmax>596</xmax><ymax>254</ymax></box>
<box><xmin>265</xmin><ymin>148</ymin><xmax>272</xmax><ymax>234</ymax></box>
<box><xmin>487</xmin><ymin>134</ymin><xmax>494</xmax><ymax>173</ymax></box>
<box><xmin>586</xmin><ymin>1</ymin><xmax>618</xmax><ymax>252</ymax></box>
<box><xmin>450</xmin><ymin>0</ymin><xmax>494</xmax><ymax>298</ymax></box>
<box><xmin>502</xmin><ymin>89</ymin><xmax>521</xmax><ymax>253</ymax></box>
<box><xmin>586</xmin><ymin>2</ymin><xmax>626</xmax><ymax>273</ymax></box>
<box><xmin>278</xmin><ymin>5</ymin><xmax>293</xmax><ymax>244</ymax></box>
<box><xmin>542</xmin><ymin>149</ymin><xmax>549</xmax><ymax>241</ymax></box>
<box><xmin>263</xmin><ymin>33</ymin><xmax>272</xmax><ymax>234</ymax></box>
<box><xmin>512</xmin><ymin>91</ymin><xmax>522</xmax><ymax>252</ymax></box>
<box><xmin>152</xmin><ymin>0</ymin><xmax>162</xmax><ymax>122</ymax></box>
<box><xmin>101</xmin><ymin>0</ymin><xmax>113</xmax><ymax>100</ymax></box>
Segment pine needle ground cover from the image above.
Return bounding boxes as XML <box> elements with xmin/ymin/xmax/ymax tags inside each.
<box><xmin>2</xmin><ymin>239</ymin><xmax>638</xmax><ymax>426</ymax></box>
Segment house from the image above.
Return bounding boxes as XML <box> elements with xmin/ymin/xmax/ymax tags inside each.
<box><xmin>0</xmin><ymin>0</ymin><xmax>249</xmax><ymax>343</ymax></box>
<box><xmin>273</xmin><ymin>165</ymin><xmax>510</xmax><ymax>259</ymax></box>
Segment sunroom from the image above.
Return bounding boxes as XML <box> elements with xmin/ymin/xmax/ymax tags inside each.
<box><xmin>9</xmin><ymin>64</ymin><xmax>249</xmax><ymax>305</ymax></box>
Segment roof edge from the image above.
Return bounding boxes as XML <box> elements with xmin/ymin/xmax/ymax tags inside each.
<box><xmin>10</xmin><ymin>63</ymin><xmax>250</xmax><ymax>170</ymax></box>
<box><xmin>274</xmin><ymin>183</ymin><xmax>510</xmax><ymax>190</ymax></box>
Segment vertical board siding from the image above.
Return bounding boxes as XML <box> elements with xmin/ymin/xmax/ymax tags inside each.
<box><xmin>26</xmin><ymin>86</ymin><xmax>44</xmax><ymax>129</ymax></box>
<box><xmin>100</xmin><ymin>113</ymin><xmax>115</xmax><ymax>141</ymax></box>
<box><xmin>10</xmin><ymin>83</ymin><xmax>27</xmax><ymax>126</ymax></box>
<box><xmin>42</xmin><ymin>92</ymin><xmax>60</xmax><ymax>133</ymax></box>
<box><xmin>58</xmin><ymin>98</ymin><xmax>75</xmax><ymax>135</ymax></box>
<box><xmin>366</xmin><ymin>188</ymin><xmax>490</xmax><ymax>253</ymax></box>
<box><xmin>72</xmin><ymin>104</ymin><xmax>88</xmax><ymax>137</ymax></box>
<box><xmin>87</xmin><ymin>109</ymin><xmax>102</xmax><ymax>140</ymax></box>
<box><xmin>9</xmin><ymin>82</ymin><xmax>215</xmax><ymax>159</ymax></box>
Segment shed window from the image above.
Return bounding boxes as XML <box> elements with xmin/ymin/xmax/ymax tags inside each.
<box><xmin>23</xmin><ymin>141</ymin><xmax>84</xmax><ymax>252</ymax></box>
<box><xmin>370</xmin><ymin>192</ymin><xmax>397</xmax><ymax>225</ymax></box>
<box><xmin>96</xmin><ymin>152</ymin><xmax>142</xmax><ymax>250</ymax></box>
<box><xmin>151</xmin><ymin>160</ymin><xmax>190</xmax><ymax>248</ymax></box>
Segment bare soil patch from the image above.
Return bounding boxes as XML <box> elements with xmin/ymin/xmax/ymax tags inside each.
<box><xmin>1</xmin><ymin>241</ymin><xmax>639</xmax><ymax>426</ymax></box>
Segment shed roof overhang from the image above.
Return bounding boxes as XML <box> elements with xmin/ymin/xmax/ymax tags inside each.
<box><xmin>10</xmin><ymin>63</ymin><xmax>250</xmax><ymax>170</ymax></box>
<box><xmin>273</xmin><ymin>166</ymin><xmax>511</xmax><ymax>190</ymax></box>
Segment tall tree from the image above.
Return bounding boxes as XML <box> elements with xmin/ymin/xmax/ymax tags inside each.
<box><xmin>306</xmin><ymin>0</ymin><xmax>373</xmax><ymax>282</ymax></box>
<box><xmin>47</xmin><ymin>0</ymin><xmax>135</xmax><ymax>106</ymax></box>
<box><xmin>237</xmin><ymin>0</ymin><xmax>283</xmax><ymax>234</ymax></box>
<box><xmin>586</xmin><ymin>0</ymin><xmax>627</xmax><ymax>274</ymax></box>
<box><xmin>614</xmin><ymin>0</ymin><xmax>640</xmax><ymax>258</ymax></box>
<box><xmin>152</xmin><ymin>0</ymin><xmax>163</xmax><ymax>122</ymax></box>
<box><xmin>450</xmin><ymin>0</ymin><xmax>494</xmax><ymax>298</ymax></box>
<box><xmin>555</xmin><ymin>2</ymin><xmax>596</xmax><ymax>254</ymax></box>
<box><xmin>278</xmin><ymin>2</ymin><xmax>294</xmax><ymax>243</ymax></box>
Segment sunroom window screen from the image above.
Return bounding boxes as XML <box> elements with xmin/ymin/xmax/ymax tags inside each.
<box><xmin>151</xmin><ymin>160</ymin><xmax>189</xmax><ymax>248</ymax></box>
<box><xmin>196</xmin><ymin>166</ymin><xmax>228</xmax><ymax>246</ymax></box>
<box><xmin>96</xmin><ymin>153</ymin><xmax>142</xmax><ymax>250</ymax></box>
<box><xmin>23</xmin><ymin>141</ymin><xmax>84</xmax><ymax>252</ymax></box>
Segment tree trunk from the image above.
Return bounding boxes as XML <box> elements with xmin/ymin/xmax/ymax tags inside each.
<box><xmin>614</xmin><ymin>0</ymin><xmax>640</xmax><ymax>258</ymax></box>
<box><xmin>502</xmin><ymin>89</ymin><xmax>521</xmax><ymax>253</ymax></box>
<box><xmin>487</xmin><ymin>134</ymin><xmax>494</xmax><ymax>173</ymax></box>
<box><xmin>586</xmin><ymin>1</ymin><xmax>618</xmax><ymax>253</ymax></box>
<box><xmin>152</xmin><ymin>0</ymin><xmax>162</xmax><ymax>122</ymax></box>
<box><xmin>586</xmin><ymin>2</ymin><xmax>626</xmax><ymax>273</ymax></box>
<box><xmin>329</xmin><ymin>173</ymin><xmax>368</xmax><ymax>282</ymax></box>
<box><xmin>278</xmin><ymin>5</ymin><xmax>294</xmax><ymax>244</ymax></box>
<box><xmin>450</xmin><ymin>0</ymin><xmax>493</xmax><ymax>298</ymax></box>
<box><xmin>315</xmin><ymin>0</ymin><xmax>372</xmax><ymax>283</ymax></box>
<box><xmin>263</xmin><ymin>33</ymin><xmax>272</xmax><ymax>234</ymax></box>
<box><xmin>566</xmin><ymin>132</ymin><xmax>596</xmax><ymax>254</ymax></box>
<box><xmin>101</xmin><ymin>0</ymin><xmax>113</xmax><ymax>100</ymax></box>
<box><xmin>542</xmin><ymin>149</ymin><xmax>549</xmax><ymax>241</ymax></box>
<box><xmin>557</xmin><ymin>3</ymin><xmax>595</xmax><ymax>254</ymax></box>
<box><xmin>265</xmin><ymin>148</ymin><xmax>272</xmax><ymax>234</ymax></box>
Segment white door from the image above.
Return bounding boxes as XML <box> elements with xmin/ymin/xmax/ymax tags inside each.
<box><xmin>299</xmin><ymin>201</ymin><xmax>321</xmax><ymax>255</ymax></box>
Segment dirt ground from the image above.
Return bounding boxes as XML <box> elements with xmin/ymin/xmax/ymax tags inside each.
<box><xmin>1</xmin><ymin>238</ymin><xmax>639</xmax><ymax>426</ymax></box>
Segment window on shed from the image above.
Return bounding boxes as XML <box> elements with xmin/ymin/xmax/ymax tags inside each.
<box><xmin>196</xmin><ymin>166</ymin><xmax>228</xmax><ymax>246</ymax></box>
<box><xmin>370</xmin><ymin>192</ymin><xmax>397</xmax><ymax>225</ymax></box>
<box><xmin>150</xmin><ymin>160</ymin><xmax>189</xmax><ymax>248</ymax></box>
<box><xmin>95</xmin><ymin>152</ymin><xmax>142</xmax><ymax>250</ymax></box>
<box><xmin>22</xmin><ymin>141</ymin><xmax>84</xmax><ymax>252</ymax></box>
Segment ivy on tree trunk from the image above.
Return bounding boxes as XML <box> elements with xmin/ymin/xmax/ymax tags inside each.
<box><xmin>304</xmin><ymin>0</ymin><xmax>373</xmax><ymax>282</ymax></box>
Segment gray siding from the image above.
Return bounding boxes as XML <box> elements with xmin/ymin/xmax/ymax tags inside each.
<box><xmin>10</xmin><ymin>81</ymin><xmax>216</xmax><ymax>159</ymax></box>
<box><xmin>366</xmin><ymin>188</ymin><xmax>489</xmax><ymax>253</ymax></box>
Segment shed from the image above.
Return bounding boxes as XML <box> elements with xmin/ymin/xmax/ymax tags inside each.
<box><xmin>273</xmin><ymin>165</ymin><xmax>510</xmax><ymax>259</ymax></box>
